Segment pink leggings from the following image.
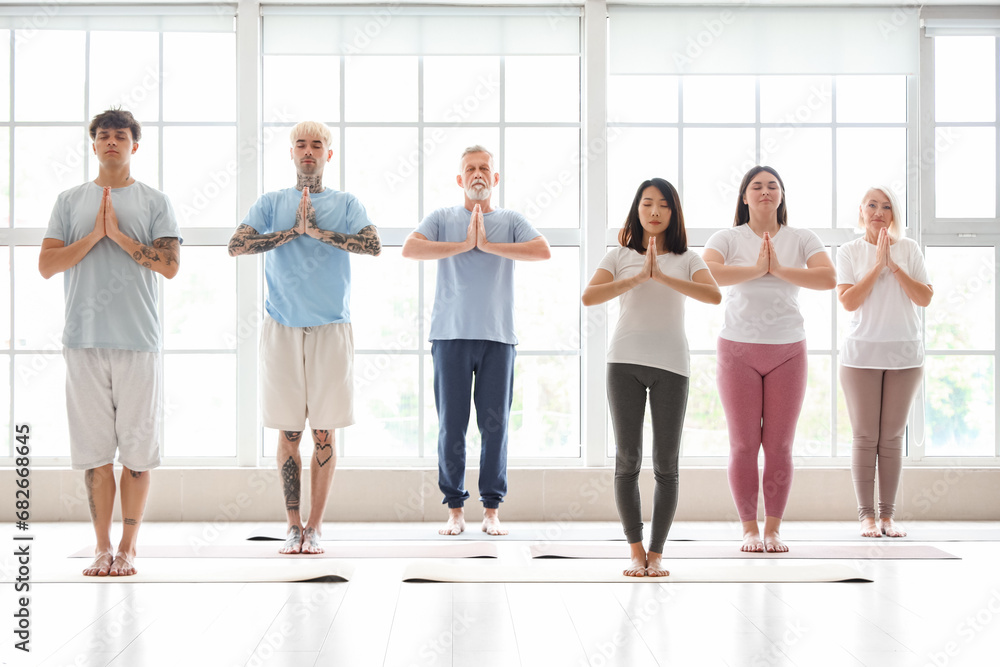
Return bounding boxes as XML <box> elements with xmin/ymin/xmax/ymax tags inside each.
<box><xmin>717</xmin><ymin>338</ymin><xmax>807</xmax><ymax>522</ymax></box>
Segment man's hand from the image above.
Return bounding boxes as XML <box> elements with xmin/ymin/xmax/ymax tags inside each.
<box><xmin>464</xmin><ymin>209</ymin><xmax>477</xmax><ymax>251</ymax></box>
<box><xmin>103</xmin><ymin>187</ymin><xmax>122</xmax><ymax>243</ymax></box>
<box><xmin>297</xmin><ymin>186</ymin><xmax>312</xmax><ymax>236</ymax></box>
<box><xmin>92</xmin><ymin>188</ymin><xmax>108</xmax><ymax>240</ymax></box>
<box><xmin>474</xmin><ymin>204</ymin><xmax>489</xmax><ymax>251</ymax></box>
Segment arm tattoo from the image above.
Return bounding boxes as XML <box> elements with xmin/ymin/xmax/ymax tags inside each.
<box><xmin>85</xmin><ymin>469</ymin><xmax>97</xmax><ymax>521</ymax></box>
<box><xmin>281</xmin><ymin>456</ymin><xmax>300</xmax><ymax>512</ymax></box>
<box><xmin>313</xmin><ymin>429</ymin><xmax>333</xmax><ymax>467</ymax></box>
<box><xmin>228</xmin><ymin>223</ymin><xmax>299</xmax><ymax>256</ymax></box>
<box><xmin>311</xmin><ymin>224</ymin><xmax>382</xmax><ymax>256</ymax></box>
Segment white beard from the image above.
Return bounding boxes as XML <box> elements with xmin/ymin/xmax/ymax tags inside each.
<box><xmin>465</xmin><ymin>181</ymin><xmax>491</xmax><ymax>201</ymax></box>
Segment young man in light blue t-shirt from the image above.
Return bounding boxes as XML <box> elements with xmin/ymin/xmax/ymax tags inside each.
<box><xmin>40</xmin><ymin>108</ymin><xmax>182</xmax><ymax>577</ymax></box>
<box><xmin>402</xmin><ymin>146</ymin><xmax>550</xmax><ymax>536</ymax></box>
<box><xmin>228</xmin><ymin>121</ymin><xmax>381</xmax><ymax>554</ymax></box>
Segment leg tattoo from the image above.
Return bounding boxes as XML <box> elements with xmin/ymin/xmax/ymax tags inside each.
<box><xmin>283</xmin><ymin>430</ymin><xmax>303</xmax><ymax>444</ymax></box>
<box><xmin>85</xmin><ymin>469</ymin><xmax>97</xmax><ymax>521</ymax></box>
<box><xmin>313</xmin><ymin>430</ymin><xmax>333</xmax><ymax>467</ymax></box>
<box><xmin>281</xmin><ymin>456</ymin><xmax>301</xmax><ymax>512</ymax></box>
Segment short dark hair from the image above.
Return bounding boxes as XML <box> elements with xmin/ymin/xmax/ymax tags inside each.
<box><xmin>618</xmin><ymin>178</ymin><xmax>688</xmax><ymax>255</ymax></box>
<box><xmin>89</xmin><ymin>108</ymin><xmax>141</xmax><ymax>143</ymax></box>
<box><xmin>734</xmin><ymin>165</ymin><xmax>787</xmax><ymax>227</ymax></box>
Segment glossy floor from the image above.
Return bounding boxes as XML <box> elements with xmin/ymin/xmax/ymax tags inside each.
<box><xmin>2</xmin><ymin>521</ymin><xmax>998</xmax><ymax>667</ymax></box>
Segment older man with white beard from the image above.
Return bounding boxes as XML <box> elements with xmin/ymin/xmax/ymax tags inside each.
<box><xmin>402</xmin><ymin>146</ymin><xmax>550</xmax><ymax>536</ymax></box>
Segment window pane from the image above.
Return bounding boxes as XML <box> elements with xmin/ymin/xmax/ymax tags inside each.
<box><xmin>835</xmin><ymin>128</ymin><xmax>906</xmax><ymax>229</ymax></box>
<box><xmin>163</xmin><ymin>33</ymin><xmax>235</xmax><ymax>122</ymax></box>
<box><xmin>14</xmin><ymin>30</ymin><xmax>85</xmax><ymax>121</ymax></box>
<box><xmin>683</xmin><ymin>76</ymin><xmax>755</xmax><ymax>124</ymax></box>
<box><xmin>0</xmin><ymin>129</ymin><xmax>8</xmax><ymax>226</ymax></box>
<box><xmin>14</xmin><ymin>127</ymin><xmax>87</xmax><ymax>228</ymax></box>
<box><xmin>608</xmin><ymin>75</ymin><xmax>678</xmax><ymax>124</ymax></box>
<box><xmin>510</xmin><ymin>355</ymin><xmax>580</xmax><ymax>457</ymax></box>
<box><xmin>935</xmin><ymin>36</ymin><xmax>996</xmax><ymax>123</ymax></box>
<box><xmin>759</xmin><ymin>76</ymin><xmax>832</xmax><ymax>124</ymax></box>
<box><xmin>0</xmin><ymin>248</ymin><xmax>8</xmax><ymax>348</ymax></box>
<box><xmin>89</xmin><ymin>31</ymin><xmax>160</xmax><ymax>121</ymax></box>
<box><xmin>835</xmin><ymin>75</ymin><xmax>906</xmax><ymax>124</ymax></box>
<box><xmin>162</xmin><ymin>126</ymin><xmax>238</xmax><ymax>228</ymax></box>
<box><xmin>682</xmin><ymin>128</ymin><xmax>755</xmax><ymax>228</ymax></box>
<box><xmin>14</xmin><ymin>354</ymin><xmax>68</xmax><ymax>457</ymax></box>
<box><xmin>801</xmin><ymin>275</ymin><xmax>833</xmax><ymax>351</ymax></box>
<box><xmin>347</xmin><ymin>354</ymin><xmax>419</xmax><ymax>457</ymax></box>
<box><xmin>935</xmin><ymin>127</ymin><xmax>996</xmax><ymax>219</ymax></box>
<box><xmin>344</xmin><ymin>56</ymin><xmax>417</xmax><ymax>122</ymax></box>
<box><xmin>422</xmin><ymin>126</ymin><xmax>500</xmax><ymax>215</ymax></box>
<box><xmin>925</xmin><ymin>247</ymin><xmax>994</xmax><ymax>351</ymax></box>
<box><xmin>423</xmin><ymin>56</ymin><xmax>500</xmax><ymax>123</ymax></box>
<box><xmin>263</xmin><ymin>55</ymin><xmax>340</xmax><ymax>124</ymax></box>
<box><xmin>164</xmin><ymin>354</ymin><xmax>236</xmax><ymax>457</ymax></box>
<box><xmin>0</xmin><ymin>356</ymin><xmax>8</xmax><ymax>456</ymax></box>
<box><xmin>13</xmin><ymin>246</ymin><xmax>63</xmax><ymax>350</ymax></box>
<box><xmin>0</xmin><ymin>31</ymin><xmax>10</xmax><ymax>122</ymax></box>
<box><xmin>504</xmin><ymin>127</ymin><xmax>579</xmax><ymax>229</ymax></box>
<box><xmin>760</xmin><ymin>128</ymin><xmax>832</xmax><ymax>228</ymax></box>
<box><xmin>606</xmin><ymin>127</ymin><xmax>679</xmax><ymax>227</ymax></box>
<box><xmin>344</xmin><ymin>127</ymin><xmax>418</xmax><ymax>228</ymax></box>
<box><xmin>505</xmin><ymin>56</ymin><xmax>579</xmax><ymax>123</ymax></box>
<box><xmin>164</xmin><ymin>247</ymin><xmax>237</xmax><ymax>350</ymax></box>
<box><xmin>795</xmin><ymin>355</ymin><xmax>832</xmax><ymax>457</ymax></box>
<box><xmin>835</xmin><ymin>373</ymin><xmax>852</xmax><ymax>457</ymax></box>
<box><xmin>685</xmin><ymin>255</ymin><xmax>724</xmax><ymax>351</ymax></box>
<box><xmin>681</xmin><ymin>354</ymin><xmax>726</xmax><ymax>457</ymax></box>
<box><xmin>514</xmin><ymin>248</ymin><xmax>579</xmax><ymax>352</ymax></box>
<box><xmin>925</xmin><ymin>355</ymin><xmax>994</xmax><ymax>456</ymax></box>
<box><xmin>351</xmin><ymin>247</ymin><xmax>420</xmax><ymax>350</ymax></box>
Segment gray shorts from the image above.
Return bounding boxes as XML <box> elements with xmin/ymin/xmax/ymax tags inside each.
<box><xmin>64</xmin><ymin>348</ymin><xmax>162</xmax><ymax>471</ymax></box>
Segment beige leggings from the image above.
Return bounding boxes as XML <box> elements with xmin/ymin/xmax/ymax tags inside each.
<box><xmin>840</xmin><ymin>365</ymin><xmax>923</xmax><ymax>521</ymax></box>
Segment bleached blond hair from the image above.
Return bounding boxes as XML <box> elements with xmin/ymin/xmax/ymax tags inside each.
<box><xmin>290</xmin><ymin>121</ymin><xmax>333</xmax><ymax>149</ymax></box>
<box><xmin>858</xmin><ymin>186</ymin><xmax>903</xmax><ymax>240</ymax></box>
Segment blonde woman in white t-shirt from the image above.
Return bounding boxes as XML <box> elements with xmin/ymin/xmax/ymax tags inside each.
<box><xmin>583</xmin><ymin>178</ymin><xmax>721</xmax><ymax>577</ymax></box>
<box><xmin>837</xmin><ymin>187</ymin><xmax>933</xmax><ymax>538</ymax></box>
<box><xmin>704</xmin><ymin>166</ymin><xmax>836</xmax><ymax>553</ymax></box>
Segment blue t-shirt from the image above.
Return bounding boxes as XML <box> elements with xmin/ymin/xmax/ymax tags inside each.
<box><xmin>415</xmin><ymin>206</ymin><xmax>541</xmax><ymax>345</ymax></box>
<box><xmin>242</xmin><ymin>187</ymin><xmax>373</xmax><ymax>327</ymax></box>
<box><xmin>44</xmin><ymin>181</ymin><xmax>182</xmax><ymax>352</ymax></box>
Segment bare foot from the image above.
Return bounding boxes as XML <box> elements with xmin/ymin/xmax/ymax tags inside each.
<box><xmin>860</xmin><ymin>517</ymin><xmax>882</xmax><ymax>538</ymax></box>
<box><xmin>879</xmin><ymin>518</ymin><xmax>907</xmax><ymax>538</ymax></box>
<box><xmin>83</xmin><ymin>551</ymin><xmax>114</xmax><ymax>577</ymax></box>
<box><xmin>645</xmin><ymin>552</ymin><xmax>669</xmax><ymax>577</ymax></box>
<box><xmin>482</xmin><ymin>508</ymin><xmax>508</xmax><ymax>536</ymax></box>
<box><xmin>280</xmin><ymin>525</ymin><xmax>303</xmax><ymax>554</ymax></box>
<box><xmin>109</xmin><ymin>551</ymin><xmax>137</xmax><ymax>576</ymax></box>
<box><xmin>741</xmin><ymin>530</ymin><xmax>764</xmax><ymax>553</ymax></box>
<box><xmin>301</xmin><ymin>527</ymin><xmax>324</xmax><ymax>554</ymax></box>
<box><xmin>439</xmin><ymin>508</ymin><xmax>465</xmax><ymax>536</ymax></box>
<box><xmin>763</xmin><ymin>531</ymin><xmax>788</xmax><ymax>553</ymax></box>
<box><xmin>625</xmin><ymin>542</ymin><xmax>646</xmax><ymax>577</ymax></box>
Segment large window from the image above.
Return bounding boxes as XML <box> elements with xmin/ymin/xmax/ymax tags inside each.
<box><xmin>1</xmin><ymin>2</ymin><xmax>998</xmax><ymax>467</ymax></box>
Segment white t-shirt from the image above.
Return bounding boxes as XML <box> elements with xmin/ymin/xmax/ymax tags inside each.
<box><xmin>597</xmin><ymin>246</ymin><xmax>709</xmax><ymax>377</ymax></box>
<box><xmin>705</xmin><ymin>225</ymin><xmax>828</xmax><ymax>344</ymax></box>
<box><xmin>837</xmin><ymin>236</ymin><xmax>930</xmax><ymax>369</ymax></box>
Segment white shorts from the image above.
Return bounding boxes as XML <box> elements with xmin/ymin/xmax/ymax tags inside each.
<box><xmin>64</xmin><ymin>348</ymin><xmax>162</xmax><ymax>471</ymax></box>
<box><xmin>259</xmin><ymin>316</ymin><xmax>355</xmax><ymax>431</ymax></box>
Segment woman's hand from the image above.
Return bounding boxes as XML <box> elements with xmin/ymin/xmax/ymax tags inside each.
<box><xmin>756</xmin><ymin>235</ymin><xmax>770</xmax><ymax>278</ymax></box>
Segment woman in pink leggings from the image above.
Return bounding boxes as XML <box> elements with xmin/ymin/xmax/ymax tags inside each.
<box><xmin>838</xmin><ymin>187</ymin><xmax>932</xmax><ymax>538</ymax></box>
<box><xmin>703</xmin><ymin>166</ymin><xmax>836</xmax><ymax>552</ymax></box>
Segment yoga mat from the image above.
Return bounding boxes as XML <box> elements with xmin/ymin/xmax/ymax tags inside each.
<box><xmin>529</xmin><ymin>542</ymin><xmax>960</xmax><ymax>560</ymax></box>
<box><xmin>402</xmin><ymin>561</ymin><xmax>872</xmax><ymax>583</ymax></box>
<box><xmin>246</xmin><ymin>524</ymin><xmax>625</xmax><ymax>542</ymax></box>
<box><xmin>69</xmin><ymin>541</ymin><xmax>498</xmax><ymax>559</ymax></box>
<box><xmin>19</xmin><ymin>558</ymin><xmax>353</xmax><ymax>584</ymax></box>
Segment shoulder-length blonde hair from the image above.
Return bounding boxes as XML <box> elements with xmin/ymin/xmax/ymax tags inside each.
<box><xmin>858</xmin><ymin>186</ymin><xmax>903</xmax><ymax>240</ymax></box>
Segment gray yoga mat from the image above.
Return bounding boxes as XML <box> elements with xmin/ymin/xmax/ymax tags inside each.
<box><xmin>528</xmin><ymin>542</ymin><xmax>959</xmax><ymax>560</ymax></box>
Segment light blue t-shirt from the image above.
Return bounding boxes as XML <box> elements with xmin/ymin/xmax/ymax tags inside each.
<box><xmin>415</xmin><ymin>206</ymin><xmax>541</xmax><ymax>345</ymax></box>
<box><xmin>44</xmin><ymin>181</ymin><xmax>182</xmax><ymax>352</ymax></box>
<box><xmin>243</xmin><ymin>187</ymin><xmax>373</xmax><ymax>327</ymax></box>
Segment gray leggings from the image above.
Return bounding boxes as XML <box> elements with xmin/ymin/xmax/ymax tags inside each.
<box><xmin>607</xmin><ymin>363</ymin><xmax>689</xmax><ymax>553</ymax></box>
<box><xmin>840</xmin><ymin>365</ymin><xmax>923</xmax><ymax>520</ymax></box>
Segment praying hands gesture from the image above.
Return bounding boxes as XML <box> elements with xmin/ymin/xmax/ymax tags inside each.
<box><xmin>875</xmin><ymin>227</ymin><xmax>898</xmax><ymax>273</ymax></box>
<box><xmin>296</xmin><ymin>186</ymin><xmax>381</xmax><ymax>256</ymax></box>
<box><xmin>102</xmin><ymin>187</ymin><xmax>180</xmax><ymax>279</ymax></box>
